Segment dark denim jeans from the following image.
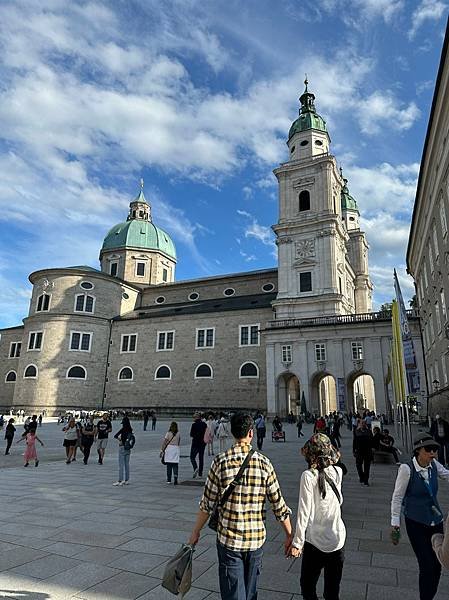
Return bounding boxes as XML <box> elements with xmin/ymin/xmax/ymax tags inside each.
<box><xmin>190</xmin><ymin>443</ymin><xmax>206</xmax><ymax>476</ymax></box>
<box><xmin>405</xmin><ymin>516</ymin><xmax>444</xmax><ymax>600</ymax></box>
<box><xmin>217</xmin><ymin>540</ymin><xmax>263</xmax><ymax>600</ymax></box>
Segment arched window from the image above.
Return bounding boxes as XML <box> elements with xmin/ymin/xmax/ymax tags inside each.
<box><xmin>195</xmin><ymin>363</ymin><xmax>213</xmax><ymax>379</ymax></box>
<box><xmin>24</xmin><ymin>365</ymin><xmax>38</xmax><ymax>379</ymax></box>
<box><xmin>155</xmin><ymin>365</ymin><xmax>171</xmax><ymax>380</ymax></box>
<box><xmin>299</xmin><ymin>190</ymin><xmax>310</xmax><ymax>212</ymax></box>
<box><xmin>5</xmin><ymin>370</ymin><xmax>17</xmax><ymax>382</ymax></box>
<box><xmin>118</xmin><ymin>367</ymin><xmax>133</xmax><ymax>381</ymax></box>
<box><xmin>36</xmin><ymin>293</ymin><xmax>50</xmax><ymax>312</ymax></box>
<box><xmin>66</xmin><ymin>365</ymin><xmax>87</xmax><ymax>379</ymax></box>
<box><xmin>239</xmin><ymin>362</ymin><xmax>259</xmax><ymax>378</ymax></box>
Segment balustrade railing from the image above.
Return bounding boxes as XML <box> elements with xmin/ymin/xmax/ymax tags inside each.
<box><xmin>267</xmin><ymin>309</ymin><xmax>419</xmax><ymax>330</ymax></box>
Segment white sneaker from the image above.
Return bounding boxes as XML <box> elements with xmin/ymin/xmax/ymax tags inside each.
<box><xmin>113</xmin><ymin>481</ymin><xmax>123</xmax><ymax>486</ymax></box>
<box><xmin>193</xmin><ymin>469</ymin><xmax>199</xmax><ymax>478</ymax></box>
<box><xmin>122</xmin><ymin>481</ymin><xmax>130</xmax><ymax>485</ymax></box>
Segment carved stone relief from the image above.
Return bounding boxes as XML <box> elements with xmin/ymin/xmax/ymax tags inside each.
<box><xmin>295</xmin><ymin>238</ymin><xmax>315</xmax><ymax>259</ymax></box>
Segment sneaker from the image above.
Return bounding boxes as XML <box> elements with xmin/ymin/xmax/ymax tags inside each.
<box><xmin>112</xmin><ymin>481</ymin><xmax>123</xmax><ymax>486</ymax></box>
<box><xmin>24</xmin><ymin>463</ymin><xmax>29</xmax><ymax>467</ymax></box>
<box><xmin>174</xmin><ymin>479</ymin><xmax>178</xmax><ymax>486</ymax></box>
<box><xmin>396</xmin><ymin>462</ymin><xmax>401</xmax><ymax>466</ymax></box>
<box><xmin>35</xmin><ymin>460</ymin><xmax>39</xmax><ymax>467</ymax></box>
<box><xmin>166</xmin><ymin>480</ymin><xmax>172</xmax><ymax>484</ymax></box>
<box><xmin>193</xmin><ymin>468</ymin><xmax>199</xmax><ymax>479</ymax></box>
<box><xmin>66</xmin><ymin>459</ymin><xmax>71</xmax><ymax>464</ymax></box>
<box><xmin>122</xmin><ymin>481</ymin><xmax>130</xmax><ymax>485</ymax></box>
<box><xmin>98</xmin><ymin>459</ymin><xmax>103</xmax><ymax>465</ymax></box>
<box><xmin>364</xmin><ymin>482</ymin><xmax>370</xmax><ymax>486</ymax></box>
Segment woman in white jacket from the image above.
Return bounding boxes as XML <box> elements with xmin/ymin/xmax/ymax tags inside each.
<box><xmin>161</xmin><ymin>422</ymin><xmax>181</xmax><ymax>485</ymax></box>
<box><xmin>287</xmin><ymin>433</ymin><xmax>346</xmax><ymax>600</ymax></box>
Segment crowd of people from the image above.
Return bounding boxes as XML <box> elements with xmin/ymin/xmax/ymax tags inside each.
<box><xmin>3</xmin><ymin>406</ymin><xmax>449</xmax><ymax>599</ymax></box>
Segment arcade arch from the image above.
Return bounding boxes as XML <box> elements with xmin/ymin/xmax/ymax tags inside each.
<box><xmin>311</xmin><ymin>372</ymin><xmax>337</xmax><ymax>415</ymax></box>
<box><xmin>276</xmin><ymin>372</ymin><xmax>300</xmax><ymax>417</ymax></box>
<box><xmin>347</xmin><ymin>371</ymin><xmax>376</xmax><ymax>413</ymax></box>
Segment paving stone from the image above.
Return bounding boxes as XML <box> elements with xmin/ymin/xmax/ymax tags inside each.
<box><xmin>72</xmin><ymin>547</ymin><xmax>128</xmax><ymax>566</ymax></box>
<box><xmin>0</xmin><ymin>546</ymin><xmax>47</xmax><ymax>571</ymax></box>
<box><xmin>42</xmin><ymin>542</ymin><xmax>91</xmax><ymax>557</ymax></box>
<box><xmin>108</xmin><ymin>552</ymin><xmax>168</xmax><ymax>575</ymax></box>
<box><xmin>135</xmin><ymin>585</ymin><xmax>211</xmax><ymax>599</ymax></box>
<box><xmin>9</xmin><ymin>554</ymin><xmax>81</xmax><ymax>579</ymax></box>
<box><xmin>116</xmin><ymin>538</ymin><xmax>183</xmax><ymax>557</ymax></box>
<box><xmin>76</xmin><ymin>572</ymin><xmax>160</xmax><ymax>599</ymax></box>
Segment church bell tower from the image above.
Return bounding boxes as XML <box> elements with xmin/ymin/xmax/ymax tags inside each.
<box><xmin>272</xmin><ymin>80</ymin><xmax>353</xmax><ymax>319</ymax></box>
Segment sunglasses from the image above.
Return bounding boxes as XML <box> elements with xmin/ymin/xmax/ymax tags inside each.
<box><xmin>423</xmin><ymin>445</ymin><xmax>439</xmax><ymax>453</ymax></box>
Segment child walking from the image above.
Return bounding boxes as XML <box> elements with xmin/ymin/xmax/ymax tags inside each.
<box><xmin>18</xmin><ymin>430</ymin><xmax>44</xmax><ymax>467</ymax></box>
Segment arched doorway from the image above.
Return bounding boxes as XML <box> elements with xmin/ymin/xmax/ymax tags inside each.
<box><xmin>311</xmin><ymin>372</ymin><xmax>337</xmax><ymax>415</ymax></box>
<box><xmin>276</xmin><ymin>372</ymin><xmax>300</xmax><ymax>417</ymax></box>
<box><xmin>347</xmin><ymin>372</ymin><xmax>376</xmax><ymax>413</ymax></box>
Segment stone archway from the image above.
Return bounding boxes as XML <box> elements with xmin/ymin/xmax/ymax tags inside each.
<box><xmin>276</xmin><ymin>372</ymin><xmax>300</xmax><ymax>417</ymax></box>
<box><xmin>347</xmin><ymin>371</ymin><xmax>376</xmax><ymax>413</ymax></box>
<box><xmin>311</xmin><ymin>372</ymin><xmax>337</xmax><ymax>416</ymax></box>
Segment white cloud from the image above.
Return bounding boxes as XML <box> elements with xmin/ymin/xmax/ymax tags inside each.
<box><xmin>409</xmin><ymin>0</ymin><xmax>448</xmax><ymax>39</ymax></box>
<box><xmin>356</xmin><ymin>92</ymin><xmax>420</xmax><ymax>135</ymax></box>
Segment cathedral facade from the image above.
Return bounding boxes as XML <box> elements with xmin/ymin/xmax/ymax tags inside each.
<box><xmin>0</xmin><ymin>84</ymin><xmax>425</xmax><ymax>417</ymax></box>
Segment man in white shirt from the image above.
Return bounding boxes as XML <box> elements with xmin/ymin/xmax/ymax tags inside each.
<box><xmin>391</xmin><ymin>434</ymin><xmax>449</xmax><ymax>600</ymax></box>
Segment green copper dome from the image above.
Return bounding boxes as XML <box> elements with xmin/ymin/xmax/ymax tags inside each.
<box><xmin>101</xmin><ymin>183</ymin><xmax>176</xmax><ymax>259</ymax></box>
<box><xmin>341</xmin><ymin>178</ymin><xmax>359</xmax><ymax>213</ymax></box>
<box><xmin>102</xmin><ymin>220</ymin><xmax>177</xmax><ymax>259</ymax></box>
<box><xmin>288</xmin><ymin>78</ymin><xmax>327</xmax><ymax>140</ymax></box>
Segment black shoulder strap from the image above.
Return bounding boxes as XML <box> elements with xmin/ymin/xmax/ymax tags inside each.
<box><xmin>219</xmin><ymin>449</ymin><xmax>255</xmax><ymax>508</ymax></box>
<box><xmin>324</xmin><ymin>468</ymin><xmax>342</xmax><ymax>504</ymax></box>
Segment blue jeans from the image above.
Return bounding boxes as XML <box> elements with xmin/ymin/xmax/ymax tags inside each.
<box><xmin>217</xmin><ymin>540</ymin><xmax>263</xmax><ymax>600</ymax></box>
<box><xmin>118</xmin><ymin>446</ymin><xmax>130</xmax><ymax>481</ymax></box>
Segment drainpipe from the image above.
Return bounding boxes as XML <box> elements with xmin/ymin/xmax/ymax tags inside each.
<box><xmin>101</xmin><ymin>319</ymin><xmax>113</xmax><ymax>410</ymax></box>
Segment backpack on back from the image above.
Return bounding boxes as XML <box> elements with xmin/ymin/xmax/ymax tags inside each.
<box><xmin>124</xmin><ymin>433</ymin><xmax>136</xmax><ymax>451</ymax></box>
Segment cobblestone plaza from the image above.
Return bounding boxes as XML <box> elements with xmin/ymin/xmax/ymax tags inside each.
<box><xmin>0</xmin><ymin>420</ymin><xmax>448</xmax><ymax>599</ymax></box>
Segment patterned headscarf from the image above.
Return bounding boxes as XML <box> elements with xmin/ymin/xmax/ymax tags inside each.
<box><xmin>301</xmin><ymin>433</ymin><xmax>340</xmax><ymax>469</ymax></box>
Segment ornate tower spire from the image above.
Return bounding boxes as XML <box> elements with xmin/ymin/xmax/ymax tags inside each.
<box><xmin>127</xmin><ymin>179</ymin><xmax>152</xmax><ymax>222</ymax></box>
<box><xmin>299</xmin><ymin>76</ymin><xmax>317</xmax><ymax>114</ymax></box>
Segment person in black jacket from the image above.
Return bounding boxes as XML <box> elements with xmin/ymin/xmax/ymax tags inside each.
<box><xmin>5</xmin><ymin>418</ymin><xmax>16</xmax><ymax>455</ymax></box>
<box><xmin>353</xmin><ymin>419</ymin><xmax>374</xmax><ymax>486</ymax></box>
<box><xmin>113</xmin><ymin>416</ymin><xmax>134</xmax><ymax>486</ymax></box>
<box><xmin>190</xmin><ymin>413</ymin><xmax>207</xmax><ymax>478</ymax></box>
<box><xmin>430</xmin><ymin>415</ymin><xmax>449</xmax><ymax>466</ymax></box>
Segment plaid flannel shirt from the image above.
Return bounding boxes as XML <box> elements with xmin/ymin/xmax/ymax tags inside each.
<box><xmin>199</xmin><ymin>442</ymin><xmax>291</xmax><ymax>551</ymax></box>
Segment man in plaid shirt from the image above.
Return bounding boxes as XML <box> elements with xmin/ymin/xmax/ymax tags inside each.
<box><xmin>188</xmin><ymin>412</ymin><xmax>292</xmax><ymax>599</ymax></box>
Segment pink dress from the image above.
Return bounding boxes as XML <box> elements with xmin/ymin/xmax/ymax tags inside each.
<box><xmin>24</xmin><ymin>433</ymin><xmax>37</xmax><ymax>461</ymax></box>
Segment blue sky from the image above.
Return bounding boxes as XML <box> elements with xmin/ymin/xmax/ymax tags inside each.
<box><xmin>0</xmin><ymin>0</ymin><xmax>447</xmax><ymax>328</ymax></box>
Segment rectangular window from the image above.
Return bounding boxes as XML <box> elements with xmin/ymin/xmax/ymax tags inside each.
<box><xmin>36</xmin><ymin>294</ymin><xmax>50</xmax><ymax>312</ymax></box>
<box><xmin>441</xmin><ymin>290</ymin><xmax>447</xmax><ymax>320</ymax></box>
<box><xmin>315</xmin><ymin>343</ymin><xmax>326</xmax><ymax>362</ymax></box>
<box><xmin>338</xmin><ymin>277</ymin><xmax>342</xmax><ymax>295</ymax></box>
<box><xmin>110</xmin><ymin>262</ymin><xmax>118</xmax><ymax>277</ymax></box>
<box><xmin>28</xmin><ymin>331</ymin><xmax>43</xmax><ymax>351</ymax></box>
<box><xmin>157</xmin><ymin>330</ymin><xmax>175</xmax><ymax>351</ymax></box>
<box><xmin>196</xmin><ymin>328</ymin><xmax>215</xmax><ymax>348</ymax></box>
<box><xmin>121</xmin><ymin>334</ymin><xmax>137</xmax><ymax>353</ymax></box>
<box><xmin>423</xmin><ymin>262</ymin><xmax>429</xmax><ymax>288</ymax></box>
<box><xmin>442</xmin><ymin>355</ymin><xmax>448</xmax><ymax>385</ymax></box>
<box><xmin>282</xmin><ymin>344</ymin><xmax>292</xmax><ymax>363</ymax></box>
<box><xmin>440</xmin><ymin>199</ymin><xmax>447</xmax><ymax>237</ymax></box>
<box><xmin>351</xmin><ymin>341</ymin><xmax>363</xmax><ymax>360</ymax></box>
<box><xmin>429</xmin><ymin>240</ymin><xmax>434</xmax><ymax>273</ymax></box>
<box><xmin>239</xmin><ymin>324</ymin><xmax>260</xmax><ymax>347</ymax></box>
<box><xmin>433</xmin><ymin>225</ymin><xmax>439</xmax><ymax>260</ymax></box>
<box><xmin>136</xmin><ymin>262</ymin><xmax>146</xmax><ymax>277</ymax></box>
<box><xmin>429</xmin><ymin>315</ymin><xmax>435</xmax><ymax>342</ymax></box>
<box><xmin>70</xmin><ymin>331</ymin><xmax>92</xmax><ymax>352</ymax></box>
<box><xmin>75</xmin><ymin>294</ymin><xmax>95</xmax><ymax>313</ymax></box>
<box><xmin>300</xmin><ymin>272</ymin><xmax>312</xmax><ymax>292</ymax></box>
<box><xmin>162</xmin><ymin>268</ymin><xmax>168</xmax><ymax>282</ymax></box>
<box><xmin>436</xmin><ymin>301</ymin><xmax>442</xmax><ymax>333</ymax></box>
<box><xmin>9</xmin><ymin>342</ymin><xmax>21</xmax><ymax>358</ymax></box>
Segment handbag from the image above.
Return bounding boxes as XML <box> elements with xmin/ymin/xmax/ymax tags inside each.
<box><xmin>208</xmin><ymin>449</ymin><xmax>255</xmax><ymax>531</ymax></box>
<box><xmin>162</xmin><ymin>543</ymin><xmax>195</xmax><ymax>596</ymax></box>
<box><xmin>160</xmin><ymin>433</ymin><xmax>175</xmax><ymax>465</ymax></box>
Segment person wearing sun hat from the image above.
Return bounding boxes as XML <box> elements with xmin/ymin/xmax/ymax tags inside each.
<box><xmin>391</xmin><ymin>434</ymin><xmax>449</xmax><ymax>600</ymax></box>
<box><xmin>287</xmin><ymin>433</ymin><xmax>346</xmax><ymax>600</ymax></box>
